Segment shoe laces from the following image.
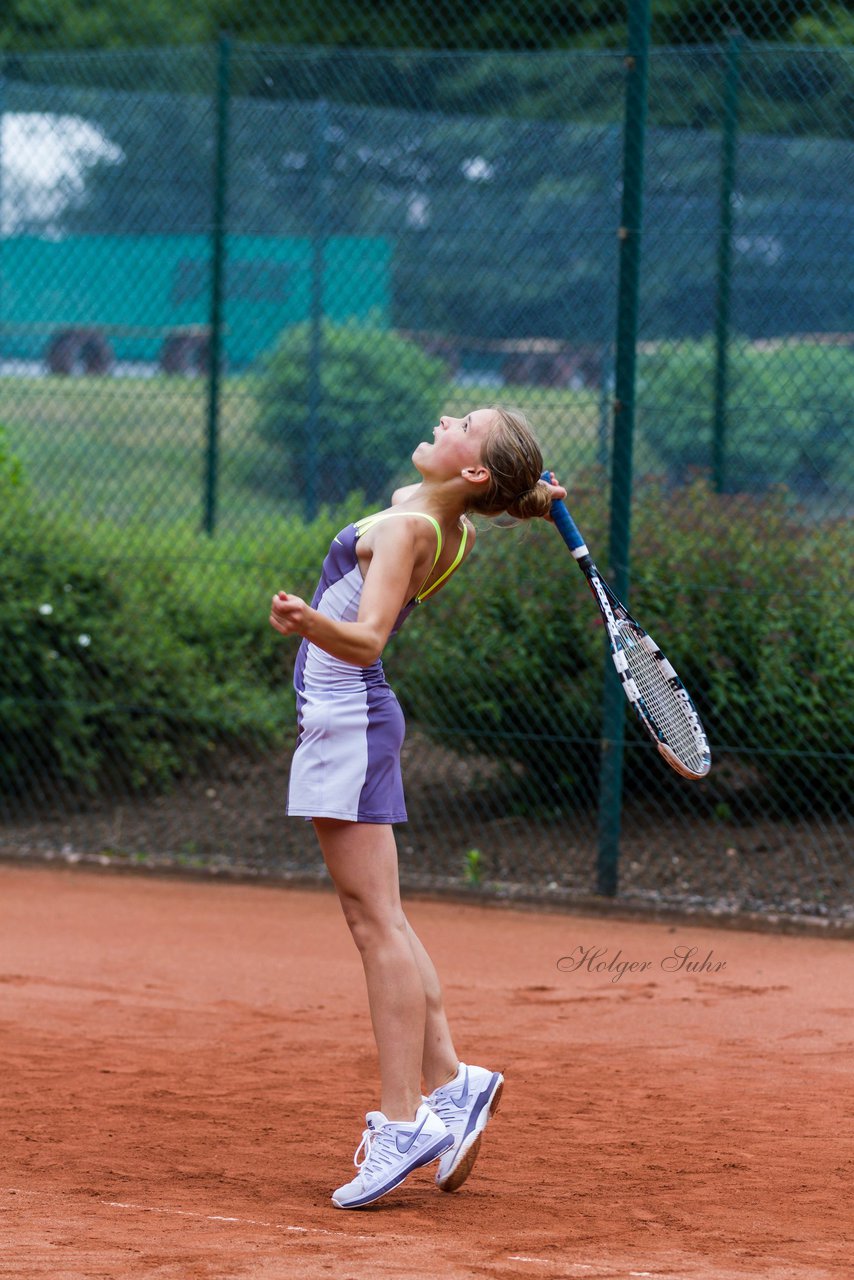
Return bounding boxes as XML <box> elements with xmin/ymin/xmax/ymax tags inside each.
<box><xmin>426</xmin><ymin>1087</ymin><xmax>462</xmax><ymax>1128</ymax></box>
<box><xmin>353</xmin><ymin>1123</ymin><xmax>396</xmax><ymax>1173</ymax></box>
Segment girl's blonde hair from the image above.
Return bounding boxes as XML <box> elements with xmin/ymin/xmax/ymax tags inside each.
<box><xmin>467</xmin><ymin>405</ymin><xmax>553</xmax><ymax>519</ymax></box>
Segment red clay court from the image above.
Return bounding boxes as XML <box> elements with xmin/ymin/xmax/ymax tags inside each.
<box><xmin>1</xmin><ymin>862</ymin><xmax>851</xmax><ymax>1279</ymax></box>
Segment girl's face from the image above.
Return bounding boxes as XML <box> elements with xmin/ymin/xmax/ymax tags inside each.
<box><xmin>413</xmin><ymin>409</ymin><xmax>495</xmax><ymax>479</ymax></box>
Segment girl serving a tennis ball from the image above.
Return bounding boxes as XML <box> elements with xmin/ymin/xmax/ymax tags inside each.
<box><xmin>269</xmin><ymin>406</ymin><xmax>565</xmax><ymax>1210</ymax></box>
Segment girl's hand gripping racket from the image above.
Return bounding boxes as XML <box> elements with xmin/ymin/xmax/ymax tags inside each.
<box><xmin>544</xmin><ymin>476</ymin><xmax>711</xmax><ymax>780</ymax></box>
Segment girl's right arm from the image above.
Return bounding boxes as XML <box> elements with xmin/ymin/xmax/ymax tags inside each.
<box><xmin>270</xmin><ymin>518</ymin><xmax>420</xmax><ymax>666</ymax></box>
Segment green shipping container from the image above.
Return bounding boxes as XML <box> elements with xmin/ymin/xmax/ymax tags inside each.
<box><xmin>0</xmin><ymin>234</ymin><xmax>391</xmax><ymax>368</ymax></box>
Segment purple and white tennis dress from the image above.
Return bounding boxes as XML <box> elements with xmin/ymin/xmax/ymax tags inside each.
<box><xmin>287</xmin><ymin>510</ymin><xmax>468</xmax><ymax>824</ymax></box>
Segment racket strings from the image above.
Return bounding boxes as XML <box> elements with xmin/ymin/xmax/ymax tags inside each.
<box><xmin>617</xmin><ymin>623</ymin><xmax>707</xmax><ymax>775</ymax></box>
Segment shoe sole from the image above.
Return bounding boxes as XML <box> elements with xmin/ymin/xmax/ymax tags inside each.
<box><xmin>332</xmin><ymin>1131</ymin><xmax>453</xmax><ymax>1209</ymax></box>
<box><xmin>436</xmin><ymin>1076</ymin><xmax>503</xmax><ymax>1194</ymax></box>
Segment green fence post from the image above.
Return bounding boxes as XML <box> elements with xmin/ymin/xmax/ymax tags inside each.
<box><xmin>712</xmin><ymin>31</ymin><xmax>743</xmax><ymax>495</ymax></box>
<box><xmin>204</xmin><ymin>33</ymin><xmax>232</xmax><ymax>536</ymax></box>
<box><xmin>304</xmin><ymin>98</ymin><xmax>329</xmax><ymax>523</ymax></box>
<box><xmin>596</xmin><ymin>0</ymin><xmax>652</xmax><ymax>897</ymax></box>
<box><xmin>597</xmin><ymin>125</ymin><xmax>621</xmax><ymax>472</ymax></box>
<box><xmin>0</xmin><ymin>74</ymin><xmax>4</xmax><ymax>362</ymax></box>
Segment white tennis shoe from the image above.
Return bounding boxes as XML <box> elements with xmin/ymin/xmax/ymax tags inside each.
<box><xmin>424</xmin><ymin>1062</ymin><xmax>504</xmax><ymax>1192</ymax></box>
<box><xmin>331</xmin><ymin>1102</ymin><xmax>453</xmax><ymax>1209</ymax></box>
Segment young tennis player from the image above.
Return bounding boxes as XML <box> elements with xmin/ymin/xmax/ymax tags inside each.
<box><xmin>269</xmin><ymin>406</ymin><xmax>565</xmax><ymax>1209</ymax></box>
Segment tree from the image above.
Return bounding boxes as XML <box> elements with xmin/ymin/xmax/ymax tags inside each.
<box><xmin>256</xmin><ymin>323</ymin><xmax>448</xmax><ymax>506</ymax></box>
<box><xmin>1</xmin><ymin>0</ymin><xmax>849</xmax><ymax>55</ymax></box>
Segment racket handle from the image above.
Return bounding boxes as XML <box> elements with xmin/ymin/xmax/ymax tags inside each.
<box><xmin>541</xmin><ymin>470</ymin><xmax>589</xmax><ymax>557</ymax></box>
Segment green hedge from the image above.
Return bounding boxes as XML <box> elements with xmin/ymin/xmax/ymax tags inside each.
<box><xmin>2</xmin><ymin>427</ymin><xmax>850</xmax><ymax>815</ymax></box>
<box><xmin>0</xmin><ymin>434</ymin><xmax>344</xmax><ymax>798</ymax></box>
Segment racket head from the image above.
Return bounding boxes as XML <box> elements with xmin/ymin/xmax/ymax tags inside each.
<box><xmin>592</xmin><ymin>575</ymin><xmax>711</xmax><ymax>780</ymax></box>
<box><xmin>613</xmin><ymin>618</ymin><xmax>711</xmax><ymax>779</ymax></box>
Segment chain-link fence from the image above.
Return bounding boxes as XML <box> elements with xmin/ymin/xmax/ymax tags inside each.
<box><xmin>0</xmin><ymin>4</ymin><xmax>852</xmax><ymax>922</ymax></box>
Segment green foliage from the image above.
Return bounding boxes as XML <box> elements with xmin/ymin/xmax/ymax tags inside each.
<box><xmin>1</xmin><ymin>0</ymin><xmax>848</xmax><ymax>54</ymax></box>
<box><xmin>0</xmin><ymin>478</ymin><xmax>341</xmax><ymax>800</ymax></box>
<box><xmin>792</xmin><ymin>5</ymin><xmax>854</xmax><ymax>46</ymax></box>
<box><xmin>636</xmin><ymin>341</ymin><xmax>854</xmax><ymax>504</ymax></box>
<box><xmin>464</xmin><ymin>847</ymin><xmax>485</xmax><ymax>885</ymax></box>
<box><xmin>2</xmin><ymin>401</ymin><xmax>850</xmax><ymax>821</ymax></box>
<box><xmin>257</xmin><ymin>323</ymin><xmax>448</xmax><ymax>505</ymax></box>
<box><xmin>628</xmin><ymin>483</ymin><xmax>853</xmax><ymax>810</ymax></box>
<box><xmin>392</xmin><ymin>478</ymin><xmax>853</xmax><ymax>813</ymax></box>
<box><xmin>0</xmin><ymin>0</ymin><xmax>211</xmax><ymax>52</ymax></box>
<box><xmin>0</xmin><ymin>425</ymin><xmax>24</xmax><ymax>493</ymax></box>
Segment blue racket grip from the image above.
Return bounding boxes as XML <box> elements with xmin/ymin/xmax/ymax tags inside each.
<box><xmin>541</xmin><ymin>469</ymin><xmax>587</xmax><ymax>556</ymax></box>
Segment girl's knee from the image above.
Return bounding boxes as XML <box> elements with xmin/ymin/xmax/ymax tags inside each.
<box><xmin>338</xmin><ymin>894</ymin><xmax>405</xmax><ymax>954</ymax></box>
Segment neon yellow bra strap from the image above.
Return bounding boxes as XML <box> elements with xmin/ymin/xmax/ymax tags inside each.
<box><xmin>353</xmin><ymin>510</ymin><xmax>467</xmax><ymax>602</ymax></box>
<box><xmin>417</xmin><ymin>520</ymin><xmax>468</xmax><ymax>601</ymax></box>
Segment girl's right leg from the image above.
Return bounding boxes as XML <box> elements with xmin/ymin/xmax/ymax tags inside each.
<box><xmin>312</xmin><ymin>817</ymin><xmax>426</xmax><ymax>1120</ymax></box>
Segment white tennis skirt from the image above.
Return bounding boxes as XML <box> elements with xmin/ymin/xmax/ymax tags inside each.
<box><xmin>287</xmin><ymin>683</ymin><xmax>408</xmax><ymax>824</ymax></box>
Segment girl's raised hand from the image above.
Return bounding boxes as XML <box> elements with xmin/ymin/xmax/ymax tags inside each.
<box><xmin>269</xmin><ymin>591</ymin><xmax>311</xmax><ymax>638</ymax></box>
<box><xmin>542</xmin><ymin>471</ymin><xmax>567</xmax><ymax>513</ymax></box>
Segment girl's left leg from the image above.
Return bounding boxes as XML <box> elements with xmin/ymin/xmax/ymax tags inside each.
<box><xmin>404</xmin><ymin>916</ymin><xmax>504</xmax><ymax>1194</ymax></box>
<box><xmin>403</xmin><ymin>918</ymin><xmax>459</xmax><ymax>1094</ymax></box>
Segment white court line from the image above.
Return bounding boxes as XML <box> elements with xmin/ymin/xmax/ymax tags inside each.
<box><xmin>102</xmin><ymin>1199</ymin><xmax>376</xmax><ymax>1240</ymax></box>
<box><xmin>505</xmin><ymin>1261</ymin><xmax>670</xmax><ymax>1277</ymax></box>
<box><xmin>5</xmin><ymin>1188</ymin><xmax>373</xmax><ymax>1240</ymax></box>
<box><xmin>9</xmin><ymin>1189</ymin><xmax>670</xmax><ymax>1275</ymax></box>
<box><xmin>507</xmin><ymin>1262</ymin><xmax>594</xmax><ymax>1271</ymax></box>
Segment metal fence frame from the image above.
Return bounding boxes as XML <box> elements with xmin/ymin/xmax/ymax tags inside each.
<box><xmin>0</xmin><ymin>8</ymin><xmax>851</xmax><ymax>917</ymax></box>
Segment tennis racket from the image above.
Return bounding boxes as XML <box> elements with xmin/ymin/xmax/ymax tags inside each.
<box><xmin>544</xmin><ymin>478</ymin><xmax>711</xmax><ymax>779</ymax></box>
